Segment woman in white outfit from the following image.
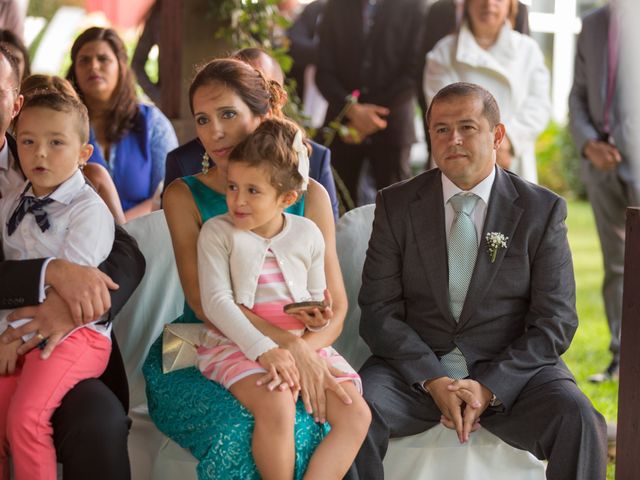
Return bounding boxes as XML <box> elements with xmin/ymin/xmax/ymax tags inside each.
<box><xmin>424</xmin><ymin>0</ymin><xmax>550</xmax><ymax>183</ymax></box>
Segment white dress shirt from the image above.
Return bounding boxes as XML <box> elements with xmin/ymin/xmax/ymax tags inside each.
<box><xmin>442</xmin><ymin>166</ymin><xmax>496</xmax><ymax>243</ymax></box>
<box><xmin>0</xmin><ymin>169</ymin><xmax>115</xmax><ymax>338</ymax></box>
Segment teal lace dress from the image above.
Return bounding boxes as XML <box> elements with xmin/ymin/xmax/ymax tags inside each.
<box><xmin>142</xmin><ymin>176</ymin><xmax>329</xmax><ymax>479</ymax></box>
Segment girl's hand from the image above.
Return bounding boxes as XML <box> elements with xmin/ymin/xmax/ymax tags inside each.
<box><xmin>0</xmin><ymin>333</ymin><xmax>22</xmax><ymax>376</ymax></box>
<box><xmin>292</xmin><ymin>289</ymin><xmax>334</xmax><ymax>330</ymax></box>
<box><xmin>256</xmin><ymin>348</ymin><xmax>300</xmax><ymax>393</ymax></box>
<box><xmin>285</xmin><ymin>337</ymin><xmax>352</xmax><ymax>423</ymax></box>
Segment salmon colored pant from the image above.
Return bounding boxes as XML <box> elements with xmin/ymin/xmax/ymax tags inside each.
<box><xmin>0</xmin><ymin>327</ymin><xmax>110</xmax><ymax>480</ymax></box>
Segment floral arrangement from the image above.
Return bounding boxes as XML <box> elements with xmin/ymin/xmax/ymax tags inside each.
<box><xmin>485</xmin><ymin>232</ymin><xmax>508</xmax><ymax>263</ymax></box>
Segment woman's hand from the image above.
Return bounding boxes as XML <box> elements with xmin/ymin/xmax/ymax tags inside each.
<box><xmin>256</xmin><ymin>348</ymin><xmax>300</xmax><ymax>393</ymax></box>
<box><xmin>0</xmin><ymin>332</ymin><xmax>22</xmax><ymax>376</ymax></box>
<box><xmin>284</xmin><ymin>337</ymin><xmax>352</xmax><ymax>423</ymax></box>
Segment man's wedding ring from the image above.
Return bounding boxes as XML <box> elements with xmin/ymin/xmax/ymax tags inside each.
<box><xmin>35</xmin><ymin>332</ymin><xmax>48</xmax><ymax>350</ymax></box>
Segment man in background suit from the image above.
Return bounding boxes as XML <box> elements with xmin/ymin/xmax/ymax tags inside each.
<box><xmin>0</xmin><ymin>48</ymin><xmax>145</xmax><ymax>479</ymax></box>
<box><xmin>163</xmin><ymin>47</ymin><xmax>339</xmax><ymax>221</ymax></box>
<box><xmin>316</xmin><ymin>0</ymin><xmax>426</xmax><ymax>206</ymax></box>
<box><xmin>568</xmin><ymin>1</ymin><xmax>640</xmax><ymax>383</ymax></box>
<box><xmin>352</xmin><ymin>83</ymin><xmax>607</xmax><ymax>479</ymax></box>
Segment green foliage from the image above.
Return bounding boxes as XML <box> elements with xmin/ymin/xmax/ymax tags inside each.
<box><xmin>207</xmin><ymin>0</ymin><xmax>288</xmax><ymax>58</ymax></box>
<box><xmin>536</xmin><ymin>121</ymin><xmax>586</xmax><ymax>200</ymax></box>
<box><xmin>206</xmin><ymin>0</ymin><xmax>306</xmax><ymax>126</ymax></box>
<box><xmin>565</xmin><ymin>200</ymin><xmax>617</xmax><ymax>479</ymax></box>
<box><xmin>27</xmin><ymin>0</ymin><xmax>84</xmax><ymax>21</ymax></box>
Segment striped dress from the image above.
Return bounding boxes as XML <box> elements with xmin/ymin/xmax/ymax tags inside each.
<box><xmin>197</xmin><ymin>250</ymin><xmax>361</xmax><ymax>392</ymax></box>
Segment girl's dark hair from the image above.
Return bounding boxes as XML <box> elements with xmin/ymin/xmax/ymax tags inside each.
<box><xmin>229</xmin><ymin>117</ymin><xmax>309</xmax><ymax>195</ymax></box>
<box><xmin>188</xmin><ymin>58</ymin><xmax>285</xmax><ymax>119</ymax></box>
<box><xmin>0</xmin><ymin>29</ymin><xmax>30</xmax><ymax>80</ymax></box>
<box><xmin>66</xmin><ymin>27</ymin><xmax>139</xmax><ymax>144</ymax></box>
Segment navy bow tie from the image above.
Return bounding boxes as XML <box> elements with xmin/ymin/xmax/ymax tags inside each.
<box><xmin>7</xmin><ymin>193</ymin><xmax>54</xmax><ymax>236</ymax></box>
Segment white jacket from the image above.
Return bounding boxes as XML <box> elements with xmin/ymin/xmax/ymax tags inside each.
<box><xmin>197</xmin><ymin>213</ymin><xmax>326</xmax><ymax>361</ymax></box>
<box><xmin>424</xmin><ymin>21</ymin><xmax>551</xmax><ymax>183</ymax></box>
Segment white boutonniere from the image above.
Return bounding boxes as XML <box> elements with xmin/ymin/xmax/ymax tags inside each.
<box><xmin>485</xmin><ymin>232</ymin><xmax>508</xmax><ymax>263</ymax></box>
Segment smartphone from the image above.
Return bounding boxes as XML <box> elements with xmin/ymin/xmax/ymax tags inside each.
<box><xmin>283</xmin><ymin>300</ymin><xmax>327</xmax><ymax>315</ymax></box>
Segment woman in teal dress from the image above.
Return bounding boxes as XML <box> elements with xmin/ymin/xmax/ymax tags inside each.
<box><xmin>142</xmin><ymin>58</ymin><xmax>351</xmax><ymax>479</ymax></box>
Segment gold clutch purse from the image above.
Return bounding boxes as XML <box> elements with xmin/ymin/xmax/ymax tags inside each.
<box><xmin>161</xmin><ymin>323</ymin><xmax>204</xmax><ymax>374</ymax></box>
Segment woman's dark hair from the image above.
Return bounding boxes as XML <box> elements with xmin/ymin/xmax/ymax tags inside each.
<box><xmin>0</xmin><ymin>29</ymin><xmax>30</xmax><ymax>80</ymax></box>
<box><xmin>229</xmin><ymin>117</ymin><xmax>308</xmax><ymax>195</ymax></box>
<box><xmin>188</xmin><ymin>58</ymin><xmax>286</xmax><ymax>119</ymax></box>
<box><xmin>66</xmin><ymin>27</ymin><xmax>139</xmax><ymax>144</ymax></box>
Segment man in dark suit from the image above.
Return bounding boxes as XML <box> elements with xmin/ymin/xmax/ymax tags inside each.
<box><xmin>352</xmin><ymin>83</ymin><xmax>607</xmax><ymax>479</ymax></box>
<box><xmin>163</xmin><ymin>47</ymin><xmax>340</xmax><ymax>221</ymax></box>
<box><xmin>568</xmin><ymin>2</ymin><xmax>640</xmax><ymax>383</ymax></box>
<box><xmin>316</xmin><ymin>0</ymin><xmax>426</xmax><ymax>206</ymax></box>
<box><xmin>0</xmin><ymin>48</ymin><xmax>145</xmax><ymax>479</ymax></box>
<box><xmin>286</xmin><ymin>0</ymin><xmax>326</xmax><ymax>101</ymax></box>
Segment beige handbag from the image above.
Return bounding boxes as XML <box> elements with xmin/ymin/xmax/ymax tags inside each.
<box><xmin>161</xmin><ymin>323</ymin><xmax>204</xmax><ymax>374</ymax></box>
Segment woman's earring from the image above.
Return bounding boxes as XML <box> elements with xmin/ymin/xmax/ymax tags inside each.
<box><xmin>201</xmin><ymin>152</ymin><xmax>210</xmax><ymax>174</ymax></box>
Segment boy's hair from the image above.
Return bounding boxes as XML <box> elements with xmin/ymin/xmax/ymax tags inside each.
<box><xmin>229</xmin><ymin>117</ymin><xmax>309</xmax><ymax>195</ymax></box>
<box><xmin>15</xmin><ymin>75</ymin><xmax>90</xmax><ymax>143</ymax></box>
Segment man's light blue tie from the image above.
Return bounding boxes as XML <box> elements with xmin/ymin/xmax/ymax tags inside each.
<box><xmin>440</xmin><ymin>192</ymin><xmax>479</xmax><ymax>379</ymax></box>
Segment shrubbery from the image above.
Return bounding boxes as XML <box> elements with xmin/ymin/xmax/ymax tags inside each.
<box><xmin>536</xmin><ymin>121</ymin><xmax>586</xmax><ymax>200</ymax></box>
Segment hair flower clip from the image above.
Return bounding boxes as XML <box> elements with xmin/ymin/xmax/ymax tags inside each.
<box><xmin>293</xmin><ymin>129</ymin><xmax>310</xmax><ymax>190</ymax></box>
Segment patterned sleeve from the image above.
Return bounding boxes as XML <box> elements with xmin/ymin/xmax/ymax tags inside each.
<box><xmin>147</xmin><ymin>105</ymin><xmax>179</xmax><ymax>195</ymax></box>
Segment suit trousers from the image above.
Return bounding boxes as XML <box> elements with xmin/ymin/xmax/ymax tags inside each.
<box><xmin>50</xmin><ymin>378</ymin><xmax>131</xmax><ymax>480</ymax></box>
<box><xmin>583</xmin><ymin>164</ymin><xmax>640</xmax><ymax>362</ymax></box>
<box><xmin>347</xmin><ymin>360</ymin><xmax>608</xmax><ymax>480</ymax></box>
<box><xmin>329</xmin><ymin>139</ymin><xmax>411</xmax><ymax>207</ymax></box>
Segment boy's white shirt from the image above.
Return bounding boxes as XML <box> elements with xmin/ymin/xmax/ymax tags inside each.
<box><xmin>0</xmin><ymin>169</ymin><xmax>115</xmax><ymax>339</ymax></box>
<box><xmin>198</xmin><ymin>212</ymin><xmax>326</xmax><ymax>361</ymax></box>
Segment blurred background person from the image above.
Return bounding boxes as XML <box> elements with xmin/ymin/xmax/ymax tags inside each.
<box><xmin>0</xmin><ymin>28</ymin><xmax>28</xmax><ymax>81</ymax></box>
<box><xmin>67</xmin><ymin>26</ymin><xmax>177</xmax><ymax>221</ymax></box>
<box><xmin>316</xmin><ymin>0</ymin><xmax>427</xmax><ymax>208</ymax></box>
<box><xmin>0</xmin><ymin>0</ymin><xmax>22</xmax><ymax>40</ymax></box>
<box><xmin>286</xmin><ymin>0</ymin><xmax>326</xmax><ymax>114</ymax></box>
<box><xmin>569</xmin><ymin>0</ymin><xmax>640</xmax><ymax>384</ymax></box>
<box><xmin>424</xmin><ymin>0</ymin><xmax>550</xmax><ymax>183</ymax></box>
<box><xmin>417</xmin><ymin>0</ymin><xmax>529</xmax><ymax>155</ymax></box>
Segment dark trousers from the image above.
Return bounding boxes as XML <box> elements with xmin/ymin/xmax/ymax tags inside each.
<box><xmin>330</xmin><ymin>139</ymin><xmax>411</xmax><ymax>207</ymax></box>
<box><xmin>582</xmin><ymin>164</ymin><xmax>640</xmax><ymax>364</ymax></box>
<box><xmin>347</xmin><ymin>361</ymin><xmax>608</xmax><ymax>480</ymax></box>
<box><xmin>52</xmin><ymin>379</ymin><xmax>131</xmax><ymax>480</ymax></box>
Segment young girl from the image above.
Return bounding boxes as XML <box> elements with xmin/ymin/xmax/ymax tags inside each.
<box><xmin>196</xmin><ymin>118</ymin><xmax>371</xmax><ymax>480</ymax></box>
<box><xmin>0</xmin><ymin>81</ymin><xmax>114</xmax><ymax>480</ymax></box>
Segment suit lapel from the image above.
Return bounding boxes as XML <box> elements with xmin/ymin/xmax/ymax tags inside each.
<box><xmin>458</xmin><ymin>168</ymin><xmax>523</xmax><ymax>327</ymax></box>
<box><xmin>409</xmin><ymin>171</ymin><xmax>456</xmax><ymax>326</ymax></box>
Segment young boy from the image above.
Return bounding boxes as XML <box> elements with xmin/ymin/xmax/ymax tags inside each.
<box><xmin>0</xmin><ymin>78</ymin><xmax>114</xmax><ymax>480</ymax></box>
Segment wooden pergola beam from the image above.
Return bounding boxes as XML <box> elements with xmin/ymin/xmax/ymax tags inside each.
<box><xmin>616</xmin><ymin>206</ymin><xmax>640</xmax><ymax>480</ymax></box>
<box><xmin>159</xmin><ymin>0</ymin><xmax>182</xmax><ymax>118</ymax></box>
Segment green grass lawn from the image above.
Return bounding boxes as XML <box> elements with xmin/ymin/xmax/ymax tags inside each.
<box><xmin>564</xmin><ymin>200</ymin><xmax>618</xmax><ymax>479</ymax></box>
